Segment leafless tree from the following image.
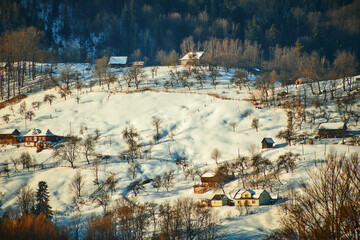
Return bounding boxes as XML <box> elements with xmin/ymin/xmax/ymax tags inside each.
<box><xmin>2</xmin><ymin>114</ymin><xmax>10</xmax><ymax>123</ymax></box>
<box><xmin>53</xmin><ymin>136</ymin><xmax>81</xmax><ymax>168</ymax></box>
<box><xmin>162</xmin><ymin>171</ymin><xmax>174</xmax><ymax>192</ymax></box>
<box><xmin>70</xmin><ymin>171</ymin><xmax>85</xmax><ymax>201</ymax></box>
<box><xmin>230</xmin><ymin>121</ymin><xmax>237</xmax><ymax>132</ymax></box>
<box><xmin>152</xmin><ymin>116</ymin><xmax>162</xmax><ymax>142</ymax></box>
<box><xmin>211</xmin><ymin>148</ymin><xmax>221</xmax><ymax>164</ymax></box>
<box><xmin>16</xmin><ymin>185</ymin><xmax>35</xmax><ymax>214</ymax></box>
<box><xmin>43</xmin><ymin>94</ymin><xmax>56</xmax><ymax>105</ymax></box>
<box><xmin>251</xmin><ymin>117</ymin><xmax>260</xmax><ymax>131</ymax></box>
<box><xmin>127</xmin><ymin>161</ymin><xmax>140</xmax><ymax>179</ymax></box>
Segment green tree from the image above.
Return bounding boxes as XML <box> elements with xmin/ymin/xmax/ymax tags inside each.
<box><xmin>35</xmin><ymin>181</ymin><xmax>53</xmax><ymax>219</ymax></box>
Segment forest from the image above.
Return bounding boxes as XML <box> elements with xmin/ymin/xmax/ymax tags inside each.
<box><xmin>0</xmin><ymin>0</ymin><xmax>359</xmax><ymax>64</ymax></box>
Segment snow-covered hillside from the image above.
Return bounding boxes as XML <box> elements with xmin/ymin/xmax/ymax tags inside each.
<box><xmin>0</xmin><ymin>65</ymin><xmax>359</xmax><ymax>239</ymax></box>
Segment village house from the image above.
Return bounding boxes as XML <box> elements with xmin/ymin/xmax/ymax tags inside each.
<box><xmin>132</xmin><ymin>61</ymin><xmax>145</xmax><ymax>68</ymax></box>
<box><xmin>0</xmin><ymin>129</ymin><xmax>22</xmax><ymax>144</ymax></box>
<box><xmin>194</xmin><ymin>171</ymin><xmax>218</xmax><ymax>194</ymax></box>
<box><xmin>24</xmin><ymin>129</ymin><xmax>61</xmax><ymax>149</ymax></box>
<box><xmin>317</xmin><ymin>122</ymin><xmax>348</xmax><ymax>138</ymax></box>
<box><xmin>234</xmin><ymin>190</ymin><xmax>272</xmax><ymax>207</ymax></box>
<box><xmin>261</xmin><ymin>138</ymin><xmax>274</xmax><ymax>149</ymax></box>
<box><xmin>179</xmin><ymin>51</ymin><xmax>205</xmax><ymax>65</ymax></box>
<box><xmin>210</xmin><ymin>194</ymin><xmax>232</xmax><ymax>207</ymax></box>
<box><xmin>108</xmin><ymin>56</ymin><xmax>128</xmax><ymax>68</ymax></box>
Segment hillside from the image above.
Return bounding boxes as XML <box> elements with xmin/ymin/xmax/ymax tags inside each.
<box><xmin>0</xmin><ymin>64</ymin><xmax>359</xmax><ymax>239</ymax></box>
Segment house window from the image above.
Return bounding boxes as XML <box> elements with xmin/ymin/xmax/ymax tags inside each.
<box><xmin>43</xmin><ymin>137</ymin><xmax>46</xmax><ymax>141</ymax></box>
<box><xmin>252</xmin><ymin>200</ymin><xmax>256</xmax><ymax>204</ymax></box>
<box><xmin>34</xmin><ymin>137</ymin><xmax>37</xmax><ymax>141</ymax></box>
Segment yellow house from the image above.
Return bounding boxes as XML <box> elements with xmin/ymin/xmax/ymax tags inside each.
<box><xmin>234</xmin><ymin>190</ymin><xmax>272</xmax><ymax>207</ymax></box>
<box><xmin>210</xmin><ymin>194</ymin><xmax>231</xmax><ymax>207</ymax></box>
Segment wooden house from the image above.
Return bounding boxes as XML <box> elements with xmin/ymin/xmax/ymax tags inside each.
<box><xmin>234</xmin><ymin>190</ymin><xmax>272</xmax><ymax>207</ymax></box>
<box><xmin>210</xmin><ymin>194</ymin><xmax>232</xmax><ymax>207</ymax></box>
<box><xmin>179</xmin><ymin>52</ymin><xmax>205</xmax><ymax>65</ymax></box>
<box><xmin>108</xmin><ymin>56</ymin><xmax>128</xmax><ymax>68</ymax></box>
<box><xmin>132</xmin><ymin>61</ymin><xmax>145</xmax><ymax>68</ymax></box>
<box><xmin>262</xmin><ymin>138</ymin><xmax>274</xmax><ymax>149</ymax></box>
<box><xmin>0</xmin><ymin>129</ymin><xmax>22</xmax><ymax>144</ymax></box>
<box><xmin>24</xmin><ymin>129</ymin><xmax>61</xmax><ymax>148</ymax></box>
<box><xmin>194</xmin><ymin>171</ymin><xmax>218</xmax><ymax>194</ymax></box>
<box><xmin>317</xmin><ymin>122</ymin><xmax>347</xmax><ymax>138</ymax></box>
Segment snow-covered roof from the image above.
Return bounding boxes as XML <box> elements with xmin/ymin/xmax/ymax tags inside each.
<box><xmin>262</xmin><ymin>138</ymin><xmax>274</xmax><ymax>144</ymax></box>
<box><xmin>234</xmin><ymin>190</ymin><xmax>269</xmax><ymax>199</ymax></box>
<box><xmin>108</xmin><ymin>56</ymin><xmax>128</xmax><ymax>65</ymax></box>
<box><xmin>202</xmin><ymin>171</ymin><xmax>215</xmax><ymax>178</ymax></box>
<box><xmin>180</xmin><ymin>52</ymin><xmax>205</xmax><ymax>61</ymax></box>
<box><xmin>0</xmin><ymin>129</ymin><xmax>21</xmax><ymax>136</ymax></box>
<box><xmin>319</xmin><ymin>122</ymin><xmax>346</xmax><ymax>130</ymax></box>
<box><xmin>24</xmin><ymin>129</ymin><xmax>55</xmax><ymax>137</ymax></box>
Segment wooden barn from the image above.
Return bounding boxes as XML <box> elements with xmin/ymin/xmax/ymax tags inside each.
<box><xmin>132</xmin><ymin>61</ymin><xmax>145</xmax><ymax>68</ymax></box>
<box><xmin>108</xmin><ymin>56</ymin><xmax>128</xmax><ymax>68</ymax></box>
<box><xmin>317</xmin><ymin>122</ymin><xmax>347</xmax><ymax>138</ymax></box>
<box><xmin>179</xmin><ymin>51</ymin><xmax>205</xmax><ymax>65</ymax></box>
<box><xmin>24</xmin><ymin>129</ymin><xmax>61</xmax><ymax>148</ymax></box>
<box><xmin>262</xmin><ymin>138</ymin><xmax>274</xmax><ymax>149</ymax></box>
<box><xmin>0</xmin><ymin>129</ymin><xmax>22</xmax><ymax>144</ymax></box>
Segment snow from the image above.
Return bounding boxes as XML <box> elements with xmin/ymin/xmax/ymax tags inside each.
<box><xmin>319</xmin><ymin>122</ymin><xmax>345</xmax><ymax>129</ymax></box>
<box><xmin>180</xmin><ymin>51</ymin><xmax>205</xmax><ymax>60</ymax></box>
<box><xmin>0</xmin><ymin>64</ymin><xmax>359</xmax><ymax>239</ymax></box>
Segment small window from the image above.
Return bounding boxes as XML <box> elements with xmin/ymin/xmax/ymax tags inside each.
<box><xmin>252</xmin><ymin>200</ymin><xmax>256</xmax><ymax>204</ymax></box>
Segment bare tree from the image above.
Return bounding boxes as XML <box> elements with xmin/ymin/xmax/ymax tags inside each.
<box><xmin>162</xmin><ymin>171</ymin><xmax>174</xmax><ymax>192</ymax></box>
<box><xmin>16</xmin><ymin>185</ymin><xmax>35</xmax><ymax>214</ymax></box>
<box><xmin>127</xmin><ymin>161</ymin><xmax>140</xmax><ymax>179</ymax></box>
<box><xmin>152</xmin><ymin>175</ymin><xmax>162</xmax><ymax>192</ymax></box>
<box><xmin>270</xmin><ymin>152</ymin><xmax>360</xmax><ymax>239</ymax></box>
<box><xmin>43</xmin><ymin>94</ymin><xmax>56</xmax><ymax>105</ymax></box>
<box><xmin>251</xmin><ymin>117</ymin><xmax>260</xmax><ymax>131</ymax></box>
<box><xmin>94</xmin><ymin>56</ymin><xmax>109</xmax><ymax>87</ymax></box>
<box><xmin>122</xmin><ymin>125</ymin><xmax>141</xmax><ymax>163</ymax></box>
<box><xmin>70</xmin><ymin>171</ymin><xmax>85</xmax><ymax>201</ymax></box>
<box><xmin>2</xmin><ymin>114</ymin><xmax>10</xmax><ymax>123</ymax></box>
<box><xmin>211</xmin><ymin>148</ymin><xmax>221</xmax><ymax>164</ymax></box>
<box><xmin>53</xmin><ymin>136</ymin><xmax>81</xmax><ymax>168</ymax></box>
<box><xmin>152</xmin><ymin>116</ymin><xmax>162</xmax><ymax>142</ymax></box>
<box><xmin>230</xmin><ymin>121</ymin><xmax>237</xmax><ymax>132</ymax></box>
<box><xmin>128</xmin><ymin>180</ymin><xmax>144</xmax><ymax>196</ymax></box>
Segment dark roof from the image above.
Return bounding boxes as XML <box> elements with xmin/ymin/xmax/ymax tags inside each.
<box><xmin>211</xmin><ymin>194</ymin><xmax>229</xmax><ymax>201</ymax></box>
<box><xmin>262</xmin><ymin>138</ymin><xmax>274</xmax><ymax>144</ymax></box>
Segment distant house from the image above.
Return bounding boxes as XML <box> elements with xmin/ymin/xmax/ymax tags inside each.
<box><xmin>179</xmin><ymin>51</ymin><xmax>205</xmax><ymax>65</ymax></box>
<box><xmin>201</xmin><ymin>172</ymin><xmax>218</xmax><ymax>188</ymax></box>
<box><xmin>108</xmin><ymin>56</ymin><xmax>128</xmax><ymax>68</ymax></box>
<box><xmin>317</xmin><ymin>122</ymin><xmax>347</xmax><ymax>138</ymax></box>
<box><xmin>194</xmin><ymin>171</ymin><xmax>218</xmax><ymax>194</ymax></box>
<box><xmin>0</xmin><ymin>129</ymin><xmax>22</xmax><ymax>144</ymax></box>
<box><xmin>132</xmin><ymin>61</ymin><xmax>145</xmax><ymax>68</ymax></box>
<box><xmin>262</xmin><ymin>138</ymin><xmax>274</xmax><ymax>149</ymax></box>
<box><xmin>24</xmin><ymin>129</ymin><xmax>61</xmax><ymax>148</ymax></box>
<box><xmin>234</xmin><ymin>190</ymin><xmax>272</xmax><ymax>207</ymax></box>
<box><xmin>211</xmin><ymin>194</ymin><xmax>232</xmax><ymax>207</ymax></box>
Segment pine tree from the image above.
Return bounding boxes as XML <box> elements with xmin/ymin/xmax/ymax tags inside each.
<box><xmin>35</xmin><ymin>181</ymin><xmax>53</xmax><ymax>219</ymax></box>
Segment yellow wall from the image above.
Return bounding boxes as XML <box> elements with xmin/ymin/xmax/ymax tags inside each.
<box><xmin>211</xmin><ymin>200</ymin><xmax>223</xmax><ymax>207</ymax></box>
<box><xmin>235</xmin><ymin>199</ymin><xmax>259</xmax><ymax>207</ymax></box>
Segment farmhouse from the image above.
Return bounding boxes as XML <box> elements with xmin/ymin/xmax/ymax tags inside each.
<box><xmin>179</xmin><ymin>51</ymin><xmax>205</xmax><ymax>65</ymax></box>
<box><xmin>132</xmin><ymin>61</ymin><xmax>145</xmax><ymax>68</ymax></box>
<box><xmin>211</xmin><ymin>194</ymin><xmax>232</xmax><ymax>207</ymax></box>
<box><xmin>108</xmin><ymin>56</ymin><xmax>128</xmax><ymax>68</ymax></box>
<box><xmin>317</xmin><ymin>122</ymin><xmax>347</xmax><ymax>138</ymax></box>
<box><xmin>0</xmin><ymin>129</ymin><xmax>22</xmax><ymax>144</ymax></box>
<box><xmin>24</xmin><ymin>129</ymin><xmax>61</xmax><ymax>148</ymax></box>
<box><xmin>262</xmin><ymin>138</ymin><xmax>274</xmax><ymax>149</ymax></box>
<box><xmin>234</xmin><ymin>190</ymin><xmax>272</xmax><ymax>207</ymax></box>
<box><xmin>194</xmin><ymin>171</ymin><xmax>218</xmax><ymax>194</ymax></box>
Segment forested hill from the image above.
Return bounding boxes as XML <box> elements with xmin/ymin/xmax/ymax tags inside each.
<box><xmin>0</xmin><ymin>0</ymin><xmax>359</xmax><ymax>64</ymax></box>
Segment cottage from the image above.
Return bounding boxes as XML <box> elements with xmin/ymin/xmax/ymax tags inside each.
<box><xmin>211</xmin><ymin>194</ymin><xmax>232</xmax><ymax>207</ymax></box>
<box><xmin>201</xmin><ymin>172</ymin><xmax>218</xmax><ymax>188</ymax></box>
<box><xmin>262</xmin><ymin>138</ymin><xmax>274</xmax><ymax>149</ymax></box>
<box><xmin>317</xmin><ymin>122</ymin><xmax>347</xmax><ymax>138</ymax></box>
<box><xmin>24</xmin><ymin>129</ymin><xmax>61</xmax><ymax>148</ymax></box>
<box><xmin>132</xmin><ymin>61</ymin><xmax>145</xmax><ymax>68</ymax></box>
<box><xmin>0</xmin><ymin>129</ymin><xmax>22</xmax><ymax>144</ymax></box>
<box><xmin>108</xmin><ymin>56</ymin><xmax>128</xmax><ymax>68</ymax></box>
<box><xmin>179</xmin><ymin>52</ymin><xmax>205</xmax><ymax>65</ymax></box>
<box><xmin>234</xmin><ymin>190</ymin><xmax>272</xmax><ymax>207</ymax></box>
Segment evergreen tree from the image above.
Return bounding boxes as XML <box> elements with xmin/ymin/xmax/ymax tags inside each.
<box><xmin>35</xmin><ymin>181</ymin><xmax>53</xmax><ymax>219</ymax></box>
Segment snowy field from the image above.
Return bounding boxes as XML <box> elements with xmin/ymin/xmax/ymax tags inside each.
<box><xmin>0</xmin><ymin>65</ymin><xmax>359</xmax><ymax>239</ymax></box>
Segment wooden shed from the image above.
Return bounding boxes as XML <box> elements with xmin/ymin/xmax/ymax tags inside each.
<box><xmin>0</xmin><ymin>129</ymin><xmax>22</xmax><ymax>144</ymax></box>
<box><xmin>262</xmin><ymin>138</ymin><xmax>274</xmax><ymax>149</ymax></box>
